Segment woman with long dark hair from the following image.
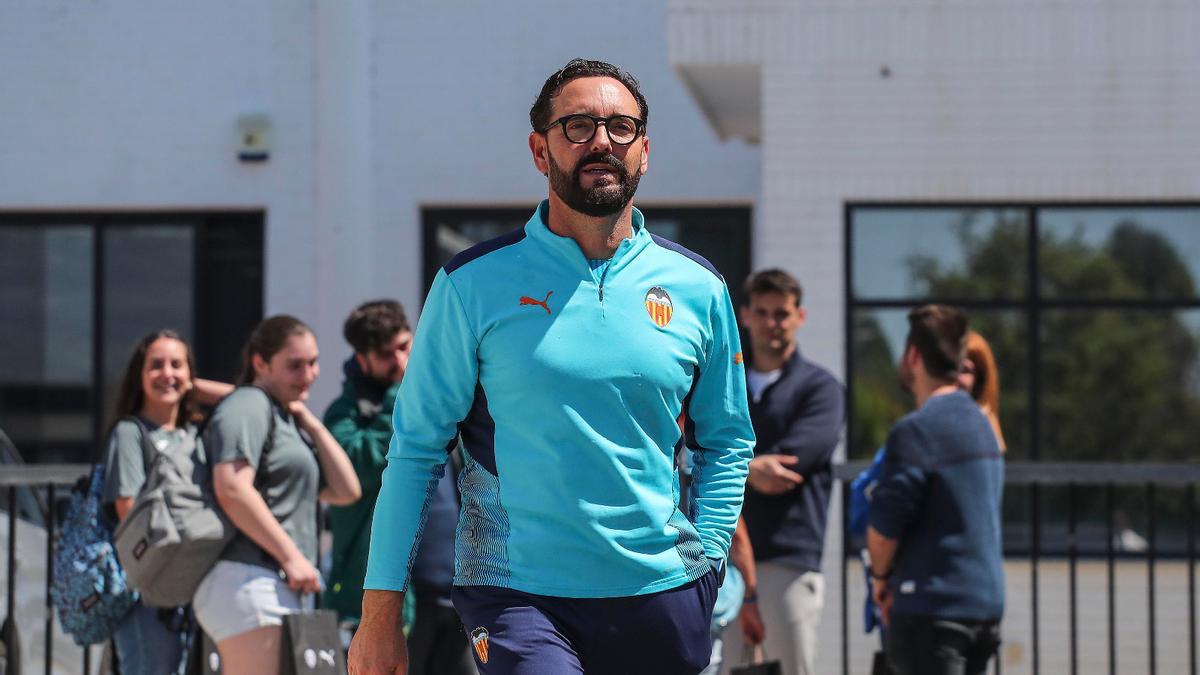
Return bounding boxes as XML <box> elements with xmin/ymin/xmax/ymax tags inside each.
<box><xmin>192</xmin><ymin>315</ymin><xmax>360</xmax><ymax>675</ymax></box>
<box><xmin>102</xmin><ymin>330</ymin><xmax>205</xmax><ymax>674</ymax></box>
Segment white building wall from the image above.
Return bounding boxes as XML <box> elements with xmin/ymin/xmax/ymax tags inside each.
<box><xmin>670</xmin><ymin>1</ymin><xmax>1200</xmax><ymax>673</ymax></box>
<box><xmin>0</xmin><ymin>0</ymin><xmax>759</xmax><ymax>407</ymax></box>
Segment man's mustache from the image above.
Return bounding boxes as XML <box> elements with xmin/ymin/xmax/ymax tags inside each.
<box><xmin>573</xmin><ymin>153</ymin><xmax>626</xmax><ymax>181</ymax></box>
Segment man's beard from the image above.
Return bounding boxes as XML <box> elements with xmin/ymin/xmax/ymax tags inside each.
<box><xmin>548</xmin><ymin>150</ymin><xmax>641</xmax><ymax>217</ymax></box>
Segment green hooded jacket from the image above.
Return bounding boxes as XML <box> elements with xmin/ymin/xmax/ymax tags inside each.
<box><xmin>322</xmin><ymin>359</ymin><xmax>414</xmax><ymax>628</ymax></box>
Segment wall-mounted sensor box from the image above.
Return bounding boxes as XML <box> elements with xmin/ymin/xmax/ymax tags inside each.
<box><xmin>237</xmin><ymin>114</ymin><xmax>270</xmax><ymax>162</ymax></box>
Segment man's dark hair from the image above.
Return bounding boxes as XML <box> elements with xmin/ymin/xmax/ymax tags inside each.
<box><xmin>905</xmin><ymin>304</ymin><xmax>969</xmax><ymax>381</ymax></box>
<box><xmin>530</xmin><ymin>58</ymin><xmax>649</xmax><ymax>132</ymax></box>
<box><xmin>741</xmin><ymin>268</ymin><xmax>803</xmax><ymax>307</ymax></box>
<box><xmin>343</xmin><ymin>300</ymin><xmax>410</xmax><ymax>354</ymax></box>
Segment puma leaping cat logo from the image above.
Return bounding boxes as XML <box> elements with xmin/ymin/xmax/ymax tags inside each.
<box><xmin>519</xmin><ymin>290</ymin><xmax>553</xmax><ymax>315</ymax></box>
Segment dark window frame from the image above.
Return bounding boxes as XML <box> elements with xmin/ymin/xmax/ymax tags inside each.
<box><xmin>0</xmin><ymin>211</ymin><xmax>265</xmax><ymax>459</ymax></box>
<box><xmin>845</xmin><ymin>200</ymin><xmax>1200</xmax><ymax>463</ymax></box>
<box><xmin>846</xmin><ymin>201</ymin><xmax>1200</xmax><ymax>557</ymax></box>
<box><xmin>422</xmin><ymin>205</ymin><xmax>753</xmax><ymax>303</ymax></box>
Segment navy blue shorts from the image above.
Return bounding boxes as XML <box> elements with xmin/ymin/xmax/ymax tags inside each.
<box><xmin>450</xmin><ymin>570</ymin><xmax>720</xmax><ymax>675</ymax></box>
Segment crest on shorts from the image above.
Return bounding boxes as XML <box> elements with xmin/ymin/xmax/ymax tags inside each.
<box><xmin>644</xmin><ymin>286</ymin><xmax>673</xmax><ymax>328</ymax></box>
<box><xmin>471</xmin><ymin>627</ymin><xmax>490</xmax><ymax>664</ymax></box>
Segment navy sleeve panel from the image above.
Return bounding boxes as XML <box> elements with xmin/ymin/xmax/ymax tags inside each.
<box><xmin>458</xmin><ymin>383</ymin><xmax>498</xmax><ymax>476</ymax></box>
<box><xmin>443</xmin><ymin>228</ymin><xmax>527</xmax><ymax>275</ymax></box>
<box><xmin>649</xmin><ymin>233</ymin><xmax>724</xmax><ymax>281</ymax></box>
<box><xmin>868</xmin><ymin>421</ymin><xmax>929</xmax><ymax>540</ymax></box>
<box><xmin>767</xmin><ymin>367</ymin><xmax>845</xmax><ymax>476</ymax></box>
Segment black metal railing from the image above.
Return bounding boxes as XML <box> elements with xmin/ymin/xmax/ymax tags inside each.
<box><xmin>6</xmin><ymin>462</ymin><xmax>1199</xmax><ymax>674</ymax></box>
<box><xmin>835</xmin><ymin>461</ymin><xmax>1200</xmax><ymax>675</ymax></box>
<box><xmin>2</xmin><ymin>464</ymin><xmax>93</xmax><ymax>675</ymax></box>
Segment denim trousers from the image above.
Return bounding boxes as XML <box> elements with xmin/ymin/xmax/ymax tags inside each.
<box><xmin>112</xmin><ymin>602</ymin><xmax>190</xmax><ymax>675</ymax></box>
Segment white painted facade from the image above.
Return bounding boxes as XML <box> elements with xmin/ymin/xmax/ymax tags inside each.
<box><xmin>668</xmin><ymin>1</ymin><xmax>1200</xmax><ymax>672</ymax></box>
<box><xmin>0</xmin><ymin>0</ymin><xmax>758</xmax><ymax>406</ymax></box>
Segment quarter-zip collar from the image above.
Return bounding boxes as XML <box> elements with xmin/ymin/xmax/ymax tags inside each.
<box><xmin>525</xmin><ymin>200</ymin><xmax>652</xmax><ymax>277</ymax></box>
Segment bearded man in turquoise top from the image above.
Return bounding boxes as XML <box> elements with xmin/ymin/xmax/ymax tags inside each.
<box><xmin>350</xmin><ymin>59</ymin><xmax>755</xmax><ymax>675</ymax></box>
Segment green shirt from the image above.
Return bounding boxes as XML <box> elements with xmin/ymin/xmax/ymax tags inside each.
<box><xmin>205</xmin><ymin>387</ymin><xmax>321</xmax><ymax>566</ymax></box>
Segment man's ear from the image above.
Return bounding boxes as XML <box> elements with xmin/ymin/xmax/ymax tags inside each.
<box><xmin>738</xmin><ymin>303</ymin><xmax>750</xmax><ymax>329</ymax></box>
<box><xmin>796</xmin><ymin>306</ymin><xmax>808</xmax><ymax>329</ymax></box>
<box><xmin>638</xmin><ymin>135</ymin><xmax>649</xmax><ymax>175</ymax></box>
<box><xmin>354</xmin><ymin>352</ymin><xmax>369</xmax><ymax>372</ymax></box>
<box><xmin>530</xmin><ymin>131</ymin><xmax>549</xmax><ymax>176</ymax></box>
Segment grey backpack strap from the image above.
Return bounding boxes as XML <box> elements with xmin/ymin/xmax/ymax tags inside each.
<box><xmin>127</xmin><ymin>416</ymin><xmax>159</xmax><ymax>473</ymax></box>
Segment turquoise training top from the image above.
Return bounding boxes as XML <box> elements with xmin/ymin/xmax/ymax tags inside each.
<box><xmin>364</xmin><ymin>201</ymin><xmax>754</xmax><ymax>598</ymax></box>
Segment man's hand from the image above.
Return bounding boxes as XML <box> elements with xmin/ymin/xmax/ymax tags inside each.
<box><xmin>349</xmin><ymin>590</ymin><xmax>410</xmax><ymax>675</ymax></box>
<box><xmin>739</xmin><ymin>602</ymin><xmax>765</xmax><ymax>646</ymax></box>
<box><xmin>871</xmin><ymin>578</ymin><xmax>893</xmax><ymax>627</ymax></box>
<box><xmin>747</xmin><ymin>455</ymin><xmax>804</xmax><ymax>495</ymax></box>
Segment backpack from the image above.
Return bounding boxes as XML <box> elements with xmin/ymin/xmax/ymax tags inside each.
<box><xmin>49</xmin><ymin>463</ymin><xmax>138</xmax><ymax>645</ymax></box>
<box><xmin>113</xmin><ymin>393</ymin><xmax>275</xmax><ymax>608</ymax></box>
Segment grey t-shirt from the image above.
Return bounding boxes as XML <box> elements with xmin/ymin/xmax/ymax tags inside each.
<box><xmin>102</xmin><ymin>418</ymin><xmax>199</xmax><ymax>508</ymax></box>
<box><xmin>205</xmin><ymin>387</ymin><xmax>321</xmax><ymax>566</ymax></box>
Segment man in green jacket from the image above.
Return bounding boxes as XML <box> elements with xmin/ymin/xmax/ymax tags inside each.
<box><xmin>324</xmin><ymin>300</ymin><xmax>413</xmax><ymax>636</ymax></box>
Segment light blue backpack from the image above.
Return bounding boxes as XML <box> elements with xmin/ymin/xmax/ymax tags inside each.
<box><xmin>49</xmin><ymin>464</ymin><xmax>138</xmax><ymax>645</ymax></box>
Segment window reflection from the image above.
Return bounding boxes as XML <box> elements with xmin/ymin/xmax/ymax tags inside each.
<box><xmin>852</xmin><ymin>208</ymin><xmax>1028</xmax><ymax>300</ymax></box>
<box><xmin>1039</xmin><ymin>207</ymin><xmax>1200</xmax><ymax>300</ymax></box>
<box><xmin>103</xmin><ymin>226</ymin><xmax>195</xmax><ymax>420</ymax></box>
<box><xmin>0</xmin><ymin>226</ymin><xmax>94</xmax><ymax>463</ymax></box>
<box><xmin>850</xmin><ymin>308</ymin><xmax>1028</xmax><ymax>460</ymax></box>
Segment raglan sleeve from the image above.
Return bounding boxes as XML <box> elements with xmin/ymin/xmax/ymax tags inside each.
<box><xmin>363</xmin><ymin>268</ymin><xmax>480</xmax><ymax>592</ymax></box>
<box><xmin>684</xmin><ymin>280</ymin><xmax>756</xmax><ymax>560</ymax></box>
<box><xmin>868</xmin><ymin>421</ymin><xmax>930</xmax><ymax>540</ymax></box>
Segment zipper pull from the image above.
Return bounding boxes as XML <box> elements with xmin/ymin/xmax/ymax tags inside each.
<box><xmin>599</xmin><ymin>284</ymin><xmax>604</xmax><ymax>302</ymax></box>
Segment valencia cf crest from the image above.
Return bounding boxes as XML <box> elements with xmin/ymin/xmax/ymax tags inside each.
<box><xmin>471</xmin><ymin>627</ymin><xmax>490</xmax><ymax>664</ymax></box>
<box><xmin>645</xmin><ymin>286</ymin><xmax>673</xmax><ymax>328</ymax></box>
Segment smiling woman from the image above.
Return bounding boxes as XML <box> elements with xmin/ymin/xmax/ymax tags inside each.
<box><xmin>101</xmin><ymin>329</ymin><xmax>204</xmax><ymax>675</ymax></box>
<box><xmin>194</xmin><ymin>315</ymin><xmax>360</xmax><ymax>675</ymax></box>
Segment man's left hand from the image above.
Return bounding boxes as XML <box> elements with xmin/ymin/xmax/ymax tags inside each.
<box><xmin>747</xmin><ymin>455</ymin><xmax>804</xmax><ymax>495</ymax></box>
<box><xmin>739</xmin><ymin>603</ymin><xmax>765</xmax><ymax>646</ymax></box>
<box><xmin>871</xmin><ymin>578</ymin><xmax>893</xmax><ymax>627</ymax></box>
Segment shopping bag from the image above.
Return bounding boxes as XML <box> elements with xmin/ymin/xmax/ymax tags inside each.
<box><xmin>280</xmin><ymin>609</ymin><xmax>346</xmax><ymax>675</ymax></box>
<box><xmin>196</xmin><ymin>630</ymin><xmax>221</xmax><ymax>675</ymax></box>
<box><xmin>730</xmin><ymin>645</ymin><xmax>783</xmax><ymax>675</ymax></box>
<box><xmin>871</xmin><ymin>649</ymin><xmax>892</xmax><ymax>675</ymax></box>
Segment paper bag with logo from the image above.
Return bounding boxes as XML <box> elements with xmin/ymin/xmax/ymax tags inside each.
<box><xmin>280</xmin><ymin>609</ymin><xmax>346</xmax><ymax>675</ymax></box>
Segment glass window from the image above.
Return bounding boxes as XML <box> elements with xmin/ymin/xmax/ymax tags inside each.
<box><xmin>849</xmin><ymin>203</ymin><xmax>1200</xmax><ymax>556</ymax></box>
<box><xmin>0</xmin><ymin>213</ymin><xmax>263</xmax><ymax>464</ymax></box>
<box><xmin>850</xmin><ymin>308</ymin><xmax>1028</xmax><ymax>460</ymax></box>
<box><xmin>423</xmin><ymin>206</ymin><xmax>752</xmax><ymax>301</ymax></box>
<box><xmin>1040</xmin><ymin>207</ymin><xmax>1200</xmax><ymax>300</ymax></box>
<box><xmin>852</xmin><ymin>207</ymin><xmax>1028</xmax><ymax>300</ymax></box>
<box><xmin>102</xmin><ymin>226</ymin><xmax>195</xmax><ymax>418</ymax></box>
<box><xmin>0</xmin><ymin>226</ymin><xmax>95</xmax><ymax>463</ymax></box>
<box><xmin>1039</xmin><ymin>309</ymin><xmax>1200</xmax><ymax>462</ymax></box>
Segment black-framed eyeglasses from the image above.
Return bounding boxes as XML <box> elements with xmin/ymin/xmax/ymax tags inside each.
<box><xmin>540</xmin><ymin>114</ymin><xmax>646</xmax><ymax>145</ymax></box>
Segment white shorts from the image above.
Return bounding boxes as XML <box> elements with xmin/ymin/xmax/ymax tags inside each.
<box><xmin>193</xmin><ymin>560</ymin><xmax>302</xmax><ymax>643</ymax></box>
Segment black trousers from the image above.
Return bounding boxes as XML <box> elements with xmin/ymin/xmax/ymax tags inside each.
<box><xmin>884</xmin><ymin>614</ymin><xmax>1000</xmax><ymax>675</ymax></box>
<box><xmin>408</xmin><ymin>594</ymin><xmax>477</xmax><ymax>675</ymax></box>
